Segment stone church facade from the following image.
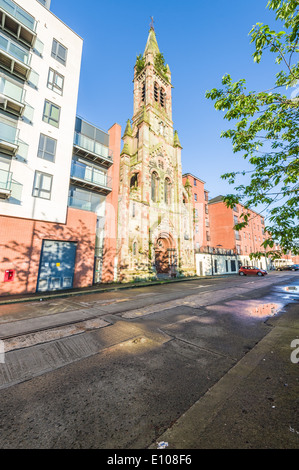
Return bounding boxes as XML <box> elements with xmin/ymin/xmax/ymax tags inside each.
<box><xmin>116</xmin><ymin>26</ymin><xmax>195</xmax><ymax>281</ymax></box>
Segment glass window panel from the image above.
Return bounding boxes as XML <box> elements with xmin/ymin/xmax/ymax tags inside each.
<box><xmin>55</xmin><ymin>74</ymin><xmax>63</xmax><ymax>88</ymax></box>
<box><xmin>48</xmin><ymin>69</ymin><xmax>54</xmax><ymax>83</ymax></box>
<box><xmin>41</xmin><ymin>174</ymin><xmax>51</xmax><ymax>190</ymax></box>
<box><xmin>51</xmin><ymin>39</ymin><xmax>67</xmax><ymax>65</ymax></box>
<box><xmin>51</xmin><ymin>40</ymin><xmax>57</xmax><ymax>55</ymax></box>
<box><xmin>43</xmin><ymin>100</ymin><xmax>60</xmax><ymax>127</ymax></box>
<box><xmin>50</xmin><ymin>105</ymin><xmax>59</xmax><ymax>120</ymax></box>
<box><xmin>58</xmin><ymin>44</ymin><xmax>66</xmax><ymax>61</ymax></box>
<box><xmin>33</xmin><ymin>171</ymin><xmax>52</xmax><ymax>199</ymax></box>
<box><xmin>45</xmin><ymin>137</ymin><xmax>56</xmax><ymax>154</ymax></box>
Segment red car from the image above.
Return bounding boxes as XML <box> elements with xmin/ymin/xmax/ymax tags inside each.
<box><xmin>239</xmin><ymin>266</ymin><xmax>268</xmax><ymax>276</ymax></box>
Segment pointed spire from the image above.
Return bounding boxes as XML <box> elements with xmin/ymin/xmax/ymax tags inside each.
<box><xmin>174</xmin><ymin>130</ymin><xmax>182</xmax><ymax>148</ymax></box>
<box><xmin>120</xmin><ymin>142</ymin><xmax>131</xmax><ymax>156</ymax></box>
<box><xmin>123</xmin><ymin>119</ymin><xmax>133</xmax><ymax>137</ymax></box>
<box><xmin>144</xmin><ymin>28</ymin><xmax>160</xmax><ymax>57</ymax></box>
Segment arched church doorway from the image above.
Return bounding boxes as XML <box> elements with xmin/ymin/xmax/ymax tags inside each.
<box><xmin>154</xmin><ymin>234</ymin><xmax>177</xmax><ymax>275</ymax></box>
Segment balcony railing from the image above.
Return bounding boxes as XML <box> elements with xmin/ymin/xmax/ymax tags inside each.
<box><xmin>70</xmin><ymin>161</ymin><xmax>112</xmax><ymax>195</ymax></box>
<box><xmin>73</xmin><ymin>132</ymin><xmax>113</xmax><ymax>168</ymax></box>
<box><xmin>0</xmin><ymin>32</ymin><xmax>31</xmax><ymax>79</ymax></box>
<box><xmin>0</xmin><ymin>0</ymin><xmax>37</xmax><ymax>47</ymax></box>
<box><xmin>0</xmin><ymin>168</ymin><xmax>12</xmax><ymax>198</ymax></box>
<box><xmin>0</xmin><ymin>120</ymin><xmax>19</xmax><ymax>155</ymax></box>
<box><xmin>0</xmin><ymin>76</ymin><xmax>25</xmax><ymax>115</ymax></box>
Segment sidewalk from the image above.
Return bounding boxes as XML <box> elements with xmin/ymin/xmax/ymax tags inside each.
<box><xmin>0</xmin><ymin>275</ymin><xmax>206</xmax><ymax>305</ymax></box>
<box><xmin>150</xmin><ymin>301</ymin><xmax>299</xmax><ymax>449</ymax></box>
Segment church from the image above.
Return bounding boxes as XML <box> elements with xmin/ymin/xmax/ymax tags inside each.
<box><xmin>116</xmin><ymin>25</ymin><xmax>195</xmax><ymax>281</ymax></box>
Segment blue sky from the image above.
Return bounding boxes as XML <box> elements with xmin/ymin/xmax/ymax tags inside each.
<box><xmin>51</xmin><ymin>0</ymin><xmax>283</xmax><ymax>200</ymax></box>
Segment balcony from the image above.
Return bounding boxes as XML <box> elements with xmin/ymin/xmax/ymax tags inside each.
<box><xmin>0</xmin><ymin>32</ymin><xmax>31</xmax><ymax>80</ymax></box>
<box><xmin>0</xmin><ymin>76</ymin><xmax>25</xmax><ymax>115</ymax></box>
<box><xmin>73</xmin><ymin>132</ymin><xmax>113</xmax><ymax>168</ymax></box>
<box><xmin>0</xmin><ymin>168</ymin><xmax>12</xmax><ymax>198</ymax></box>
<box><xmin>0</xmin><ymin>120</ymin><xmax>19</xmax><ymax>155</ymax></box>
<box><xmin>70</xmin><ymin>161</ymin><xmax>112</xmax><ymax>195</ymax></box>
<box><xmin>0</xmin><ymin>0</ymin><xmax>36</xmax><ymax>47</ymax></box>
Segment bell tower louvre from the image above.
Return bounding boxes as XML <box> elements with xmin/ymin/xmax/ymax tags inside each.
<box><xmin>116</xmin><ymin>24</ymin><xmax>195</xmax><ymax>281</ymax></box>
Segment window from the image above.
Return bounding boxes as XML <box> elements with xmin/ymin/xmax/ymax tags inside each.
<box><xmin>43</xmin><ymin>100</ymin><xmax>60</xmax><ymax>127</ymax></box>
<box><xmin>204</xmin><ymin>192</ymin><xmax>208</xmax><ymax>201</ymax></box>
<box><xmin>236</xmin><ymin>245</ymin><xmax>241</xmax><ymax>254</ymax></box>
<box><xmin>194</xmin><ymin>179</ymin><xmax>197</xmax><ymax>186</ymax></box>
<box><xmin>194</xmin><ymin>193</ymin><xmax>197</xmax><ymax>202</ymax></box>
<box><xmin>206</xmin><ymin>231</ymin><xmax>210</xmax><ymax>241</ymax></box>
<box><xmin>160</xmin><ymin>88</ymin><xmax>165</xmax><ymax>107</ymax></box>
<box><xmin>68</xmin><ymin>186</ymin><xmax>101</xmax><ymax>212</ymax></box>
<box><xmin>130</xmin><ymin>173</ymin><xmax>138</xmax><ymax>189</ymax></box>
<box><xmin>233</xmin><ymin>205</ymin><xmax>238</xmax><ymax>212</ymax></box>
<box><xmin>151</xmin><ymin>171</ymin><xmax>159</xmax><ymax>202</ymax></box>
<box><xmin>37</xmin><ymin>134</ymin><xmax>57</xmax><ymax>162</ymax></box>
<box><xmin>33</xmin><ymin>171</ymin><xmax>52</xmax><ymax>199</ymax></box>
<box><xmin>225</xmin><ymin>260</ymin><xmax>229</xmax><ymax>272</ymax></box>
<box><xmin>141</xmin><ymin>82</ymin><xmax>145</xmax><ymax>102</ymax></box>
<box><xmin>205</xmin><ymin>205</ymin><xmax>209</xmax><ymax>214</ymax></box>
<box><xmin>132</xmin><ymin>202</ymin><xmax>136</xmax><ymax>218</ymax></box>
<box><xmin>195</xmin><ymin>225</ymin><xmax>199</xmax><ymax>233</ymax></box>
<box><xmin>164</xmin><ymin>177</ymin><xmax>171</xmax><ymax>204</ymax></box>
<box><xmin>231</xmin><ymin>260</ymin><xmax>236</xmax><ymax>272</ymax></box>
<box><xmin>51</xmin><ymin>39</ymin><xmax>68</xmax><ymax>65</ymax></box>
<box><xmin>214</xmin><ymin>260</ymin><xmax>218</xmax><ymax>274</ymax></box>
<box><xmin>234</xmin><ymin>215</ymin><xmax>238</xmax><ymax>225</ymax></box>
<box><xmin>194</xmin><ymin>209</ymin><xmax>198</xmax><ymax>217</ymax></box>
<box><xmin>154</xmin><ymin>82</ymin><xmax>159</xmax><ymax>102</ymax></box>
<box><xmin>47</xmin><ymin>68</ymin><xmax>64</xmax><ymax>95</ymax></box>
<box><xmin>133</xmin><ymin>241</ymin><xmax>137</xmax><ymax>256</ymax></box>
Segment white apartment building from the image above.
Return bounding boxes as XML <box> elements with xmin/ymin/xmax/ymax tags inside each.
<box><xmin>0</xmin><ymin>0</ymin><xmax>82</xmax><ymax>222</ymax></box>
<box><xmin>0</xmin><ymin>0</ymin><xmax>121</xmax><ymax>295</ymax></box>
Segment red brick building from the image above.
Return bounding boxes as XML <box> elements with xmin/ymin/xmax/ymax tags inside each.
<box><xmin>207</xmin><ymin>195</ymin><xmax>271</xmax><ymax>271</ymax></box>
<box><xmin>182</xmin><ymin>173</ymin><xmax>210</xmax><ymax>252</ymax></box>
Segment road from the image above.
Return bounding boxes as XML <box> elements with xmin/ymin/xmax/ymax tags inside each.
<box><xmin>0</xmin><ymin>272</ymin><xmax>298</xmax><ymax>449</ymax></box>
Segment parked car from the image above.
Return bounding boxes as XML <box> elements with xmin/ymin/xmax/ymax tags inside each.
<box><xmin>239</xmin><ymin>266</ymin><xmax>268</xmax><ymax>276</ymax></box>
<box><xmin>276</xmin><ymin>264</ymin><xmax>299</xmax><ymax>271</ymax></box>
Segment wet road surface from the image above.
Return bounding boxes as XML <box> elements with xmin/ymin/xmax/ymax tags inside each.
<box><xmin>0</xmin><ymin>272</ymin><xmax>298</xmax><ymax>449</ymax></box>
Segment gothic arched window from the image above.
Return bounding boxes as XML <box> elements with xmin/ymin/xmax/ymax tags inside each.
<box><xmin>160</xmin><ymin>88</ymin><xmax>165</xmax><ymax>107</ymax></box>
<box><xmin>151</xmin><ymin>171</ymin><xmax>159</xmax><ymax>202</ymax></box>
<box><xmin>154</xmin><ymin>82</ymin><xmax>159</xmax><ymax>102</ymax></box>
<box><xmin>130</xmin><ymin>173</ymin><xmax>138</xmax><ymax>189</ymax></box>
<box><xmin>164</xmin><ymin>177</ymin><xmax>172</xmax><ymax>204</ymax></box>
<box><xmin>141</xmin><ymin>81</ymin><xmax>146</xmax><ymax>102</ymax></box>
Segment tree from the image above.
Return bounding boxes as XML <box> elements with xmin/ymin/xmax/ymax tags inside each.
<box><xmin>206</xmin><ymin>0</ymin><xmax>299</xmax><ymax>258</ymax></box>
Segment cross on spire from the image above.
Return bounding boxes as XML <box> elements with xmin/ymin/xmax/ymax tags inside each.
<box><xmin>150</xmin><ymin>16</ymin><xmax>155</xmax><ymax>31</ymax></box>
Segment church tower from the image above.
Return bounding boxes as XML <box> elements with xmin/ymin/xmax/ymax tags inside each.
<box><xmin>117</xmin><ymin>24</ymin><xmax>195</xmax><ymax>281</ymax></box>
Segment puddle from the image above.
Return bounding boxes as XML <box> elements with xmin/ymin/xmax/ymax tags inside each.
<box><xmin>274</xmin><ymin>285</ymin><xmax>299</xmax><ymax>301</ymax></box>
<box><xmin>246</xmin><ymin>303</ymin><xmax>282</xmax><ymax>318</ymax></box>
<box><xmin>283</xmin><ymin>286</ymin><xmax>299</xmax><ymax>294</ymax></box>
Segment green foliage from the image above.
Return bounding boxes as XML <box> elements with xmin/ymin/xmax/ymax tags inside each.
<box><xmin>206</xmin><ymin>0</ymin><xmax>299</xmax><ymax>255</ymax></box>
<box><xmin>135</xmin><ymin>54</ymin><xmax>145</xmax><ymax>74</ymax></box>
<box><xmin>154</xmin><ymin>53</ymin><xmax>169</xmax><ymax>82</ymax></box>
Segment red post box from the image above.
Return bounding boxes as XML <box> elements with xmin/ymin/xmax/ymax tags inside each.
<box><xmin>4</xmin><ymin>270</ymin><xmax>15</xmax><ymax>282</ymax></box>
